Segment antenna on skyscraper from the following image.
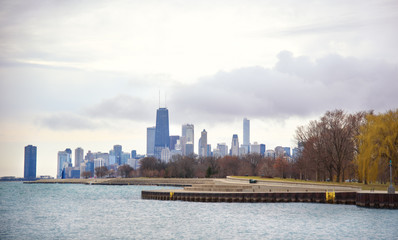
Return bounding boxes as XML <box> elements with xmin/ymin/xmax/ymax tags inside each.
<box><xmin>158</xmin><ymin>90</ymin><xmax>160</xmax><ymax>108</ymax></box>
<box><xmin>165</xmin><ymin>92</ymin><xmax>167</xmax><ymax>108</ymax></box>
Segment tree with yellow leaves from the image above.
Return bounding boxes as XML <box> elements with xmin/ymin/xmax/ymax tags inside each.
<box><xmin>356</xmin><ymin>109</ymin><xmax>398</xmax><ymax>184</ymax></box>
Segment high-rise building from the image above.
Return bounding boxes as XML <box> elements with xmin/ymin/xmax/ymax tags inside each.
<box><xmin>283</xmin><ymin>147</ymin><xmax>291</xmax><ymax>157</ymax></box>
<box><xmin>292</xmin><ymin>147</ymin><xmax>300</xmax><ymax>161</ymax></box>
<box><xmin>24</xmin><ymin>145</ymin><xmax>37</xmax><ymax>180</ymax></box>
<box><xmin>146</xmin><ymin>127</ymin><xmax>156</xmax><ymax>156</ymax></box>
<box><xmin>169</xmin><ymin>135</ymin><xmax>180</xmax><ymax>150</ymax></box>
<box><xmin>160</xmin><ymin>147</ymin><xmax>171</xmax><ymax>163</ymax></box>
<box><xmin>265</xmin><ymin>149</ymin><xmax>275</xmax><ymax>158</ymax></box>
<box><xmin>275</xmin><ymin>146</ymin><xmax>285</xmax><ymax>157</ymax></box>
<box><xmin>154</xmin><ymin>108</ymin><xmax>170</xmax><ymax>159</ymax></box>
<box><xmin>207</xmin><ymin>144</ymin><xmax>212</xmax><ymax>157</ymax></box>
<box><xmin>182</xmin><ymin>124</ymin><xmax>194</xmax><ymax>154</ymax></box>
<box><xmin>57</xmin><ymin>150</ymin><xmax>71</xmax><ymax>179</ymax></box>
<box><xmin>251</xmin><ymin>142</ymin><xmax>261</xmax><ymax>154</ymax></box>
<box><xmin>75</xmin><ymin>147</ymin><xmax>84</xmax><ymax>167</ymax></box>
<box><xmin>231</xmin><ymin>134</ymin><xmax>239</xmax><ymax>156</ymax></box>
<box><xmin>216</xmin><ymin>143</ymin><xmax>228</xmax><ymax>157</ymax></box>
<box><xmin>260</xmin><ymin>144</ymin><xmax>266</xmax><ymax>156</ymax></box>
<box><xmin>185</xmin><ymin>143</ymin><xmax>194</xmax><ymax>156</ymax></box>
<box><xmin>131</xmin><ymin>150</ymin><xmax>137</xmax><ymax>159</ymax></box>
<box><xmin>199</xmin><ymin>129</ymin><xmax>207</xmax><ymax>157</ymax></box>
<box><xmin>113</xmin><ymin>145</ymin><xmax>122</xmax><ymax>165</ymax></box>
<box><xmin>121</xmin><ymin>152</ymin><xmax>130</xmax><ymax>165</ymax></box>
<box><xmin>242</xmin><ymin>118</ymin><xmax>250</xmax><ymax>154</ymax></box>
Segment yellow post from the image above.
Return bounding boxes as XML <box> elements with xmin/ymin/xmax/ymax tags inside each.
<box><xmin>326</xmin><ymin>190</ymin><xmax>336</xmax><ymax>203</ymax></box>
<box><xmin>170</xmin><ymin>192</ymin><xmax>174</xmax><ymax>200</ymax></box>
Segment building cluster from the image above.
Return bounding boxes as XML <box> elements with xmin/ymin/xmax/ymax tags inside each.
<box><xmin>56</xmin><ymin>145</ymin><xmax>144</xmax><ymax>179</ymax></box>
<box><xmin>146</xmin><ymin>108</ymin><xmax>301</xmax><ymax>163</ymax></box>
<box><xmin>22</xmin><ymin>107</ymin><xmax>301</xmax><ymax>179</ymax></box>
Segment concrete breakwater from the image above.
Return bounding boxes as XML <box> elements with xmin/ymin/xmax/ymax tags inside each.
<box><xmin>141</xmin><ymin>190</ymin><xmax>398</xmax><ymax>209</ymax></box>
<box><xmin>23</xmin><ymin>178</ymin><xmax>215</xmax><ymax>186</ymax></box>
<box><xmin>140</xmin><ymin>178</ymin><xmax>397</xmax><ymax>209</ymax></box>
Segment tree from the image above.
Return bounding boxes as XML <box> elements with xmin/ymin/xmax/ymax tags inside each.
<box><xmin>295</xmin><ymin>110</ymin><xmax>367</xmax><ymax>182</ymax></box>
<box><xmin>216</xmin><ymin>156</ymin><xmax>240</xmax><ymax>177</ymax></box>
<box><xmin>274</xmin><ymin>157</ymin><xmax>288</xmax><ymax>178</ymax></box>
<box><xmin>118</xmin><ymin>164</ymin><xmax>134</xmax><ymax>178</ymax></box>
<box><xmin>81</xmin><ymin>171</ymin><xmax>92</xmax><ymax>179</ymax></box>
<box><xmin>95</xmin><ymin>166</ymin><xmax>108</xmax><ymax>178</ymax></box>
<box><xmin>241</xmin><ymin>153</ymin><xmax>263</xmax><ymax>176</ymax></box>
<box><xmin>356</xmin><ymin>109</ymin><xmax>398</xmax><ymax>184</ymax></box>
<box><xmin>256</xmin><ymin>157</ymin><xmax>275</xmax><ymax>178</ymax></box>
<box><xmin>139</xmin><ymin>157</ymin><xmax>164</xmax><ymax>177</ymax></box>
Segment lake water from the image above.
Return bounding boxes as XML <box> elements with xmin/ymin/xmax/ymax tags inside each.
<box><xmin>1</xmin><ymin>182</ymin><xmax>397</xmax><ymax>239</ymax></box>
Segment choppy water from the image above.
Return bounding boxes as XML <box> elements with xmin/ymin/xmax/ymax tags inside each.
<box><xmin>1</xmin><ymin>182</ymin><xmax>397</xmax><ymax>239</ymax></box>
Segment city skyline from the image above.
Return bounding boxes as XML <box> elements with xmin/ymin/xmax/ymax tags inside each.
<box><xmin>1</xmin><ymin>1</ymin><xmax>397</xmax><ymax>177</ymax></box>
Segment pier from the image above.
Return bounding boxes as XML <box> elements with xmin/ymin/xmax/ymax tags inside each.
<box><xmin>141</xmin><ymin>178</ymin><xmax>398</xmax><ymax>209</ymax></box>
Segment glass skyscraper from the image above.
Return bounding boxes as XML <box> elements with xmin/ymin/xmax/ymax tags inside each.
<box><xmin>146</xmin><ymin>127</ymin><xmax>156</xmax><ymax>156</ymax></box>
<box><xmin>24</xmin><ymin>145</ymin><xmax>37</xmax><ymax>180</ymax></box>
<box><xmin>231</xmin><ymin>134</ymin><xmax>239</xmax><ymax>156</ymax></box>
<box><xmin>243</xmin><ymin>118</ymin><xmax>250</xmax><ymax>154</ymax></box>
<box><xmin>113</xmin><ymin>145</ymin><xmax>122</xmax><ymax>165</ymax></box>
<box><xmin>154</xmin><ymin>108</ymin><xmax>170</xmax><ymax>159</ymax></box>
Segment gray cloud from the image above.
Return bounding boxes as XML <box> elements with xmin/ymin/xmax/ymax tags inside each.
<box><xmin>85</xmin><ymin>95</ymin><xmax>153</xmax><ymax>122</ymax></box>
<box><xmin>36</xmin><ymin>95</ymin><xmax>155</xmax><ymax>130</ymax></box>
<box><xmin>169</xmin><ymin>51</ymin><xmax>398</xmax><ymax>123</ymax></box>
<box><xmin>37</xmin><ymin>113</ymin><xmax>98</xmax><ymax>130</ymax></box>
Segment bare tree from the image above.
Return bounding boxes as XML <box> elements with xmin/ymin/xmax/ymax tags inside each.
<box><xmin>95</xmin><ymin>166</ymin><xmax>108</xmax><ymax>178</ymax></box>
<box><xmin>118</xmin><ymin>164</ymin><xmax>134</xmax><ymax>178</ymax></box>
<box><xmin>81</xmin><ymin>171</ymin><xmax>92</xmax><ymax>179</ymax></box>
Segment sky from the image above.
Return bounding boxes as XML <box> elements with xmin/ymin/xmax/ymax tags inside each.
<box><xmin>1</xmin><ymin>0</ymin><xmax>397</xmax><ymax>177</ymax></box>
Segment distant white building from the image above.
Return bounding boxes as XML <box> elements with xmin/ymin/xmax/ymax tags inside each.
<box><xmin>239</xmin><ymin>146</ymin><xmax>247</xmax><ymax>156</ymax></box>
<box><xmin>251</xmin><ymin>142</ymin><xmax>261</xmax><ymax>154</ymax></box>
<box><xmin>161</xmin><ymin>148</ymin><xmax>171</xmax><ymax>163</ymax></box>
<box><xmin>242</xmin><ymin>118</ymin><xmax>250</xmax><ymax>154</ymax></box>
<box><xmin>275</xmin><ymin>146</ymin><xmax>285</xmax><ymax>157</ymax></box>
<box><xmin>75</xmin><ymin>147</ymin><xmax>84</xmax><ymax>167</ymax></box>
<box><xmin>231</xmin><ymin>134</ymin><xmax>239</xmax><ymax>156</ymax></box>
<box><xmin>127</xmin><ymin>158</ymin><xmax>141</xmax><ymax>170</ymax></box>
<box><xmin>182</xmin><ymin>124</ymin><xmax>194</xmax><ymax>155</ymax></box>
<box><xmin>265</xmin><ymin>149</ymin><xmax>275</xmax><ymax>158</ymax></box>
<box><xmin>94</xmin><ymin>158</ymin><xmax>106</xmax><ymax>169</ymax></box>
<box><xmin>216</xmin><ymin>143</ymin><xmax>228</xmax><ymax>157</ymax></box>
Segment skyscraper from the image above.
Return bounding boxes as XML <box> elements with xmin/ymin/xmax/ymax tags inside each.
<box><xmin>24</xmin><ymin>145</ymin><xmax>37</xmax><ymax>180</ymax></box>
<box><xmin>169</xmin><ymin>135</ymin><xmax>180</xmax><ymax>150</ymax></box>
<box><xmin>260</xmin><ymin>144</ymin><xmax>266</xmax><ymax>156</ymax></box>
<box><xmin>199</xmin><ymin>129</ymin><xmax>207</xmax><ymax>157</ymax></box>
<box><xmin>113</xmin><ymin>145</ymin><xmax>122</xmax><ymax>165</ymax></box>
<box><xmin>231</xmin><ymin>134</ymin><xmax>239</xmax><ymax>156</ymax></box>
<box><xmin>146</xmin><ymin>127</ymin><xmax>156</xmax><ymax>156</ymax></box>
<box><xmin>75</xmin><ymin>147</ymin><xmax>84</xmax><ymax>167</ymax></box>
<box><xmin>250</xmin><ymin>142</ymin><xmax>261</xmax><ymax>154</ymax></box>
<box><xmin>216</xmin><ymin>143</ymin><xmax>228</xmax><ymax>157</ymax></box>
<box><xmin>154</xmin><ymin>108</ymin><xmax>170</xmax><ymax>159</ymax></box>
<box><xmin>57</xmin><ymin>149</ymin><xmax>71</xmax><ymax>179</ymax></box>
<box><xmin>243</xmin><ymin>118</ymin><xmax>250</xmax><ymax>154</ymax></box>
<box><xmin>182</xmin><ymin>124</ymin><xmax>194</xmax><ymax>154</ymax></box>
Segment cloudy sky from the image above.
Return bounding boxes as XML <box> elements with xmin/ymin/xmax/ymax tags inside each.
<box><xmin>1</xmin><ymin>0</ymin><xmax>397</xmax><ymax>177</ymax></box>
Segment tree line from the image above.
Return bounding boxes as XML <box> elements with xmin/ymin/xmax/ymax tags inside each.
<box><xmin>139</xmin><ymin>154</ymin><xmax>295</xmax><ymax>179</ymax></box>
<box><xmin>295</xmin><ymin>109</ymin><xmax>397</xmax><ymax>184</ymax></box>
